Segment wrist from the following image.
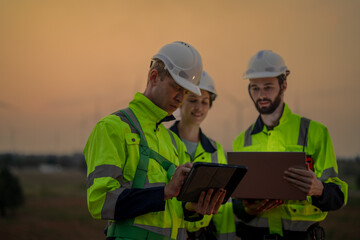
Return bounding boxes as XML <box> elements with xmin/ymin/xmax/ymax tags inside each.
<box><xmin>164</xmin><ymin>185</ymin><xmax>173</xmax><ymax>201</ymax></box>
<box><xmin>314</xmin><ymin>181</ymin><xmax>324</xmax><ymax>197</ymax></box>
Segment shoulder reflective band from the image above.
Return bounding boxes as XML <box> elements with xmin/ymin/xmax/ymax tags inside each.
<box><xmin>244</xmin><ymin>125</ymin><xmax>253</xmax><ymax>147</ymax></box>
<box><xmin>208</xmin><ymin>138</ymin><xmax>218</xmax><ymax>163</ymax></box>
<box><xmin>298</xmin><ymin>117</ymin><xmax>310</xmax><ymax>147</ymax></box>
<box><xmin>243</xmin><ymin>117</ymin><xmax>310</xmax><ymax>147</ymax></box>
<box><xmin>113</xmin><ymin>108</ymin><xmax>176</xmax><ymax>188</ymax></box>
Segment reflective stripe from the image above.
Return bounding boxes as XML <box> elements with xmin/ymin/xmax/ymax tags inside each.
<box><xmin>107</xmin><ymin>220</ymin><xmax>172</xmax><ymax>240</ymax></box>
<box><xmin>123</xmin><ymin>108</ymin><xmax>146</xmax><ymax>139</ymax></box>
<box><xmin>244</xmin><ymin>118</ymin><xmax>311</xmax><ymax>147</ymax></box>
<box><xmin>243</xmin><ymin>217</ymin><xmax>268</xmax><ymax>228</ymax></box>
<box><xmin>101</xmin><ymin>180</ymin><xmax>164</xmax><ymax>219</ymax></box>
<box><xmin>244</xmin><ymin>125</ymin><xmax>253</xmax><ymax>147</ymax></box>
<box><xmin>208</xmin><ymin>138</ymin><xmax>218</xmax><ymax>163</ymax></box>
<box><xmin>210</xmin><ymin>152</ymin><xmax>218</xmax><ymax>163</ymax></box>
<box><xmin>176</xmin><ymin>228</ymin><xmax>186</xmax><ymax>240</ymax></box>
<box><xmin>297</xmin><ymin>117</ymin><xmax>310</xmax><ymax>146</ymax></box>
<box><xmin>134</xmin><ymin>223</ymin><xmax>172</xmax><ymax>238</ymax></box>
<box><xmin>244</xmin><ymin>217</ymin><xmax>318</xmax><ymax>232</ymax></box>
<box><xmin>217</xmin><ymin>232</ymin><xmax>236</xmax><ymax>240</ymax></box>
<box><xmin>319</xmin><ymin>167</ymin><xmax>338</xmax><ymax>181</ymax></box>
<box><xmin>115</xmin><ymin>108</ymin><xmax>178</xmax><ymax>151</ymax></box>
<box><xmin>144</xmin><ymin>175</ymin><xmax>166</xmax><ymax>188</ymax></box>
<box><xmin>87</xmin><ymin>164</ymin><xmax>123</xmax><ymax>189</ymax></box>
<box><xmin>113</xmin><ymin>110</ymin><xmax>138</xmax><ymax>134</ymax></box>
<box><xmin>102</xmin><ymin>188</ymin><xmax>125</xmax><ymax>219</ymax></box>
<box><xmin>167</xmin><ymin>129</ymin><xmax>178</xmax><ymax>152</ymax></box>
<box><xmin>282</xmin><ymin>219</ymin><xmax>317</xmax><ymax>232</ymax></box>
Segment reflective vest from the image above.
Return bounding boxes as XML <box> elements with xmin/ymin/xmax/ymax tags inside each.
<box><xmin>232</xmin><ymin>103</ymin><xmax>348</xmax><ymax>236</ymax></box>
<box><xmin>170</xmin><ymin>122</ymin><xmax>236</xmax><ymax>240</ymax></box>
<box><xmin>84</xmin><ymin>93</ymin><xmax>188</xmax><ymax>240</ymax></box>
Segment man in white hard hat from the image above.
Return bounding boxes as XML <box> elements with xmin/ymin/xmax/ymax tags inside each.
<box><xmin>232</xmin><ymin>50</ymin><xmax>348</xmax><ymax>240</ymax></box>
<box><xmin>84</xmin><ymin>41</ymin><xmax>226</xmax><ymax>240</ymax></box>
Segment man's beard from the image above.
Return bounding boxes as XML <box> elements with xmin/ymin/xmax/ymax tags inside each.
<box><xmin>253</xmin><ymin>90</ymin><xmax>282</xmax><ymax>115</ymax></box>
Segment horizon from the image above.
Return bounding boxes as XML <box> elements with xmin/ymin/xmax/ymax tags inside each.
<box><xmin>1</xmin><ymin>0</ymin><xmax>359</xmax><ymax>158</ymax></box>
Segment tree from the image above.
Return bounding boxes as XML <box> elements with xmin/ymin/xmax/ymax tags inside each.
<box><xmin>0</xmin><ymin>160</ymin><xmax>24</xmax><ymax>217</ymax></box>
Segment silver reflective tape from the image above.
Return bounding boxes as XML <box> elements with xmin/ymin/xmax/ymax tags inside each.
<box><xmin>297</xmin><ymin>117</ymin><xmax>310</xmax><ymax>146</ymax></box>
<box><xmin>117</xmin><ymin>111</ymin><xmax>138</xmax><ymax>134</ymax></box>
<box><xmin>211</xmin><ymin>152</ymin><xmax>218</xmax><ymax>164</ymax></box>
<box><xmin>134</xmin><ymin>223</ymin><xmax>172</xmax><ymax>238</ymax></box>
<box><xmin>319</xmin><ymin>167</ymin><xmax>338</xmax><ymax>181</ymax></box>
<box><xmin>123</xmin><ymin>108</ymin><xmax>146</xmax><ymax>140</ymax></box>
<box><xmin>243</xmin><ymin>217</ymin><xmax>268</xmax><ymax>228</ymax></box>
<box><xmin>101</xmin><ymin>188</ymin><xmax>125</xmax><ymax>220</ymax></box>
<box><xmin>167</xmin><ymin>129</ymin><xmax>178</xmax><ymax>151</ymax></box>
<box><xmin>144</xmin><ymin>174</ymin><xmax>166</xmax><ymax>188</ymax></box>
<box><xmin>217</xmin><ymin>232</ymin><xmax>236</xmax><ymax>240</ymax></box>
<box><xmin>244</xmin><ymin>125</ymin><xmax>253</xmax><ymax>147</ymax></box>
<box><xmin>87</xmin><ymin>164</ymin><xmax>123</xmax><ymax>189</ymax></box>
<box><xmin>282</xmin><ymin>219</ymin><xmax>317</xmax><ymax>232</ymax></box>
<box><xmin>176</xmin><ymin>228</ymin><xmax>187</xmax><ymax>240</ymax></box>
<box><xmin>244</xmin><ymin>217</ymin><xmax>318</xmax><ymax>232</ymax></box>
<box><xmin>209</xmin><ymin>138</ymin><xmax>218</xmax><ymax>164</ymax></box>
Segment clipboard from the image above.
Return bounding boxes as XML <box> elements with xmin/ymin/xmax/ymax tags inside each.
<box><xmin>228</xmin><ymin>152</ymin><xmax>307</xmax><ymax>200</ymax></box>
<box><xmin>177</xmin><ymin>162</ymin><xmax>248</xmax><ymax>204</ymax></box>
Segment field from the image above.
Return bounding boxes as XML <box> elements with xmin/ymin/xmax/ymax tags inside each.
<box><xmin>0</xmin><ymin>168</ymin><xmax>359</xmax><ymax>240</ymax></box>
<box><xmin>0</xmin><ymin>169</ymin><xmax>105</xmax><ymax>240</ymax></box>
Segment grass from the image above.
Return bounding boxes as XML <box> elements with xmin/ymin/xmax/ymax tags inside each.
<box><xmin>1</xmin><ymin>168</ymin><xmax>359</xmax><ymax>240</ymax></box>
<box><xmin>0</xmin><ymin>169</ymin><xmax>106</xmax><ymax>240</ymax></box>
<box><xmin>322</xmin><ymin>191</ymin><xmax>360</xmax><ymax>240</ymax></box>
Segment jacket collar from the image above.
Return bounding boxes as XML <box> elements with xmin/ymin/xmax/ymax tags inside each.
<box><xmin>251</xmin><ymin>103</ymin><xmax>292</xmax><ymax>135</ymax></box>
<box><xmin>129</xmin><ymin>92</ymin><xmax>175</xmax><ymax>125</ymax></box>
<box><xmin>170</xmin><ymin>121</ymin><xmax>216</xmax><ymax>153</ymax></box>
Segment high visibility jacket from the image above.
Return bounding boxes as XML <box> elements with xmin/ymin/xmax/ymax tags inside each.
<box><xmin>84</xmin><ymin>93</ymin><xmax>189</xmax><ymax>240</ymax></box>
<box><xmin>170</xmin><ymin>121</ymin><xmax>236</xmax><ymax>240</ymax></box>
<box><xmin>232</xmin><ymin>103</ymin><xmax>348</xmax><ymax>236</ymax></box>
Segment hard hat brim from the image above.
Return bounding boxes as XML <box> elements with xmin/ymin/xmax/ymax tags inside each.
<box><xmin>152</xmin><ymin>52</ymin><xmax>202</xmax><ymax>96</ymax></box>
<box><xmin>243</xmin><ymin>71</ymin><xmax>285</xmax><ymax>80</ymax></box>
<box><xmin>171</xmin><ymin>74</ymin><xmax>201</xmax><ymax>96</ymax></box>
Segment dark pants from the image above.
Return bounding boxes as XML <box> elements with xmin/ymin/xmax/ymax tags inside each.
<box><xmin>236</xmin><ymin>222</ymin><xmax>325</xmax><ymax>240</ymax></box>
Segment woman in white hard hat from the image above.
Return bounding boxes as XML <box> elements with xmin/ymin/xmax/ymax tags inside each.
<box><xmin>169</xmin><ymin>71</ymin><xmax>236</xmax><ymax>240</ymax></box>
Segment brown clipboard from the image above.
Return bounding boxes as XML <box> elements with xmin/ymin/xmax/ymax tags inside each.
<box><xmin>227</xmin><ymin>152</ymin><xmax>307</xmax><ymax>200</ymax></box>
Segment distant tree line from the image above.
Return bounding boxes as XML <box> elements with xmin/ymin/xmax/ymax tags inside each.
<box><xmin>0</xmin><ymin>153</ymin><xmax>87</xmax><ymax>172</ymax></box>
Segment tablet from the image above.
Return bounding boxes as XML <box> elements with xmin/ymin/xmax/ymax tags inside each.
<box><xmin>177</xmin><ymin>162</ymin><xmax>248</xmax><ymax>204</ymax></box>
<box><xmin>228</xmin><ymin>152</ymin><xmax>307</xmax><ymax>200</ymax></box>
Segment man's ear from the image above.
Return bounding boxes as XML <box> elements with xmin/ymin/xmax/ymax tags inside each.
<box><xmin>281</xmin><ymin>80</ymin><xmax>287</xmax><ymax>91</ymax></box>
<box><xmin>248</xmin><ymin>84</ymin><xmax>254</xmax><ymax>101</ymax></box>
<box><xmin>148</xmin><ymin>69</ymin><xmax>159</xmax><ymax>86</ymax></box>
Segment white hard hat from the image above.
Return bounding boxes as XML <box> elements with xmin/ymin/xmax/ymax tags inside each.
<box><xmin>199</xmin><ymin>71</ymin><xmax>217</xmax><ymax>101</ymax></box>
<box><xmin>152</xmin><ymin>41</ymin><xmax>202</xmax><ymax>96</ymax></box>
<box><xmin>243</xmin><ymin>50</ymin><xmax>289</xmax><ymax>80</ymax></box>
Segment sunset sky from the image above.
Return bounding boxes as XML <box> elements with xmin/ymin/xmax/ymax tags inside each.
<box><xmin>0</xmin><ymin>0</ymin><xmax>359</xmax><ymax>158</ymax></box>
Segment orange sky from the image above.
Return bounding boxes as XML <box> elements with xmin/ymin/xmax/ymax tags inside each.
<box><xmin>0</xmin><ymin>0</ymin><xmax>359</xmax><ymax>157</ymax></box>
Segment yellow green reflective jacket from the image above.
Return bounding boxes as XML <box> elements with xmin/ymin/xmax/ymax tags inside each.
<box><xmin>232</xmin><ymin>103</ymin><xmax>348</xmax><ymax>236</ymax></box>
<box><xmin>170</xmin><ymin>121</ymin><xmax>236</xmax><ymax>240</ymax></box>
<box><xmin>84</xmin><ymin>93</ymin><xmax>189</xmax><ymax>240</ymax></box>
